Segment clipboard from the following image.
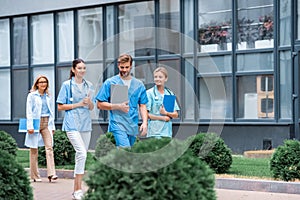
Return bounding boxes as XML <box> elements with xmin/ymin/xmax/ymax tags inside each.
<box><xmin>163</xmin><ymin>95</ymin><xmax>176</xmax><ymax>112</ymax></box>
<box><xmin>110</xmin><ymin>84</ymin><xmax>128</xmax><ymax>104</ymax></box>
<box><xmin>18</xmin><ymin>118</ymin><xmax>40</xmax><ymax>133</ymax></box>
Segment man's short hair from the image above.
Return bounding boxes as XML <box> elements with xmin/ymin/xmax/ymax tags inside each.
<box><xmin>118</xmin><ymin>53</ymin><xmax>133</xmax><ymax>65</ymax></box>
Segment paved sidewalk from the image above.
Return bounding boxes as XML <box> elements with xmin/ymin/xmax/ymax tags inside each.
<box><xmin>31</xmin><ymin>178</ymin><xmax>300</xmax><ymax>200</ymax></box>
<box><xmin>30</xmin><ymin>168</ymin><xmax>300</xmax><ymax>200</ymax></box>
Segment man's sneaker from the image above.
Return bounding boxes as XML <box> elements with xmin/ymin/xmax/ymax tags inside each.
<box><xmin>72</xmin><ymin>190</ymin><xmax>83</xmax><ymax>200</ymax></box>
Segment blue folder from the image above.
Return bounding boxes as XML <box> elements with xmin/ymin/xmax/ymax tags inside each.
<box><xmin>163</xmin><ymin>95</ymin><xmax>176</xmax><ymax>112</ymax></box>
<box><xmin>18</xmin><ymin>118</ymin><xmax>40</xmax><ymax>133</ymax></box>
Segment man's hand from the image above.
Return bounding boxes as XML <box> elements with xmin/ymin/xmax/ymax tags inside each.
<box><xmin>118</xmin><ymin>101</ymin><xmax>129</xmax><ymax>113</ymax></box>
<box><xmin>139</xmin><ymin>122</ymin><xmax>147</xmax><ymax>136</ymax></box>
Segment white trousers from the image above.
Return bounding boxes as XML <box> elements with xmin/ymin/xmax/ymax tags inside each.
<box><xmin>67</xmin><ymin>131</ymin><xmax>91</xmax><ymax>175</ymax></box>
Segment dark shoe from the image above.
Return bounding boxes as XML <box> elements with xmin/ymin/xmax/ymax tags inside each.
<box><xmin>31</xmin><ymin>178</ymin><xmax>42</xmax><ymax>182</ymax></box>
<box><xmin>48</xmin><ymin>175</ymin><xmax>58</xmax><ymax>182</ymax></box>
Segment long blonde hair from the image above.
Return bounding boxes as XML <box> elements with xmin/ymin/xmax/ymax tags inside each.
<box><xmin>30</xmin><ymin>75</ymin><xmax>50</xmax><ymax>95</ymax></box>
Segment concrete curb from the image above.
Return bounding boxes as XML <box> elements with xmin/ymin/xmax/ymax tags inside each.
<box><xmin>216</xmin><ymin>178</ymin><xmax>300</xmax><ymax>195</ymax></box>
<box><xmin>27</xmin><ymin>168</ymin><xmax>300</xmax><ymax>195</ymax></box>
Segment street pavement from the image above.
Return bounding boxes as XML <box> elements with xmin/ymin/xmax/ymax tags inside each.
<box><xmin>30</xmin><ymin>176</ymin><xmax>300</xmax><ymax>200</ymax></box>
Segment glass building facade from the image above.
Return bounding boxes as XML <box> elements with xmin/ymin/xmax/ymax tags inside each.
<box><xmin>0</xmin><ymin>0</ymin><xmax>299</xmax><ymax>153</ymax></box>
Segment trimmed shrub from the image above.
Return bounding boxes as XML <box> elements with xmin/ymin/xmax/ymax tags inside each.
<box><xmin>0</xmin><ymin>150</ymin><xmax>33</xmax><ymax>200</ymax></box>
<box><xmin>0</xmin><ymin>130</ymin><xmax>18</xmax><ymax>157</ymax></box>
<box><xmin>270</xmin><ymin>139</ymin><xmax>300</xmax><ymax>181</ymax></box>
<box><xmin>85</xmin><ymin>138</ymin><xmax>216</xmax><ymax>200</ymax></box>
<box><xmin>38</xmin><ymin>129</ymin><xmax>75</xmax><ymax>166</ymax></box>
<box><xmin>189</xmin><ymin>132</ymin><xmax>232</xmax><ymax>174</ymax></box>
<box><xmin>94</xmin><ymin>133</ymin><xmax>116</xmax><ymax>159</ymax></box>
<box><xmin>94</xmin><ymin>132</ymin><xmax>141</xmax><ymax>159</ymax></box>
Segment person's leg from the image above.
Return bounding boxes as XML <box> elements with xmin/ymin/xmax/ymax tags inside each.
<box><xmin>80</xmin><ymin>131</ymin><xmax>91</xmax><ymax>151</ymax></box>
<box><xmin>40</xmin><ymin>117</ymin><xmax>56</xmax><ymax>180</ymax></box>
<box><xmin>113</xmin><ymin>130</ymin><xmax>131</xmax><ymax>147</ymax></box>
<box><xmin>128</xmin><ymin>135</ymin><xmax>136</xmax><ymax>147</ymax></box>
<box><xmin>66</xmin><ymin>131</ymin><xmax>87</xmax><ymax>193</ymax></box>
<box><xmin>30</xmin><ymin>148</ymin><xmax>40</xmax><ymax>180</ymax></box>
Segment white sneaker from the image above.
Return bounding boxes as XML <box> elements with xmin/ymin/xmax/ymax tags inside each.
<box><xmin>72</xmin><ymin>190</ymin><xmax>83</xmax><ymax>200</ymax></box>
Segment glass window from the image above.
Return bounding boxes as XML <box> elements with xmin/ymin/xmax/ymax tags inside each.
<box><xmin>280</xmin><ymin>0</ymin><xmax>291</xmax><ymax>46</ymax></box>
<box><xmin>184</xmin><ymin>0</ymin><xmax>194</xmax><ymax>53</ymax></box>
<box><xmin>118</xmin><ymin>1</ymin><xmax>155</xmax><ymax>57</ymax></box>
<box><xmin>237</xmin><ymin>75</ymin><xmax>274</xmax><ymax>119</ymax></box>
<box><xmin>159</xmin><ymin>0</ymin><xmax>180</xmax><ymax>55</ymax></box>
<box><xmin>56</xmin><ymin>66</ymin><xmax>70</xmax><ymax>119</ymax></box>
<box><xmin>198</xmin><ymin>55</ymin><xmax>232</xmax><ymax>74</ymax></box>
<box><xmin>31</xmin><ymin>14</ymin><xmax>54</xmax><ymax>64</ymax></box>
<box><xmin>84</xmin><ymin>63</ymin><xmax>103</xmax><ymax>120</ymax></box>
<box><xmin>199</xmin><ymin>76</ymin><xmax>232</xmax><ymax>119</ymax></box>
<box><xmin>57</xmin><ymin>11</ymin><xmax>74</xmax><ymax>62</ymax></box>
<box><xmin>106</xmin><ymin>6</ymin><xmax>115</xmax><ymax>59</ymax></box>
<box><xmin>13</xmin><ymin>69</ymin><xmax>29</xmax><ymax>119</ymax></box>
<box><xmin>0</xmin><ymin>69</ymin><xmax>11</xmax><ymax>119</ymax></box>
<box><xmin>184</xmin><ymin>59</ymin><xmax>196</xmax><ymax>120</ymax></box>
<box><xmin>198</xmin><ymin>0</ymin><xmax>232</xmax><ymax>53</ymax></box>
<box><xmin>279</xmin><ymin>51</ymin><xmax>292</xmax><ymax>119</ymax></box>
<box><xmin>237</xmin><ymin>0</ymin><xmax>274</xmax><ymax>50</ymax></box>
<box><xmin>13</xmin><ymin>17</ymin><xmax>28</xmax><ymax>65</ymax></box>
<box><xmin>237</xmin><ymin>52</ymin><xmax>273</xmax><ymax>72</ymax></box>
<box><xmin>134</xmin><ymin>60</ymin><xmax>156</xmax><ymax>85</ymax></box>
<box><xmin>78</xmin><ymin>7</ymin><xmax>103</xmax><ymax>61</ymax></box>
<box><xmin>0</xmin><ymin>19</ymin><xmax>10</xmax><ymax>66</ymax></box>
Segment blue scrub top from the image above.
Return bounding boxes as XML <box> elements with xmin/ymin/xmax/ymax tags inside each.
<box><xmin>146</xmin><ymin>86</ymin><xmax>180</xmax><ymax>138</ymax></box>
<box><xmin>56</xmin><ymin>77</ymin><xmax>95</xmax><ymax>132</ymax></box>
<box><xmin>96</xmin><ymin>75</ymin><xmax>148</xmax><ymax>136</ymax></box>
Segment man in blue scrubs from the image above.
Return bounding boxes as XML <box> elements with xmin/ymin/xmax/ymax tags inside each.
<box><xmin>96</xmin><ymin>53</ymin><xmax>148</xmax><ymax>147</ymax></box>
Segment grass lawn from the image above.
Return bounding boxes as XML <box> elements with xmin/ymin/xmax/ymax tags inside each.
<box><xmin>219</xmin><ymin>155</ymin><xmax>272</xmax><ymax>179</ymax></box>
<box><xmin>17</xmin><ymin>149</ymin><xmax>273</xmax><ymax>179</ymax></box>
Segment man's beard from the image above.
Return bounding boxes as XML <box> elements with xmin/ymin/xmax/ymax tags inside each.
<box><xmin>120</xmin><ymin>71</ymin><xmax>130</xmax><ymax>78</ymax></box>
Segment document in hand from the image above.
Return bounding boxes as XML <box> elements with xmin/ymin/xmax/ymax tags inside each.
<box><xmin>110</xmin><ymin>84</ymin><xmax>128</xmax><ymax>104</ymax></box>
<box><xmin>163</xmin><ymin>95</ymin><xmax>176</xmax><ymax>112</ymax></box>
<box><xmin>18</xmin><ymin>118</ymin><xmax>40</xmax><ymax>133</ymax></box>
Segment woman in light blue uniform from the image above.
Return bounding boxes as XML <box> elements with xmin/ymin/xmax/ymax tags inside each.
<box><xmin>146</xmin><ymin>66</ymin><xmax>180</xmax><ymax>138</ymax></box>
<box><xmin>25</xmin><ymin>75</ymin><xmax>57</xmax><ymax>182</ymax></box>
<box><xmin>56</xmin><ymin>58</ymin><xmax>94</xmax><ymax>200</ymax></box>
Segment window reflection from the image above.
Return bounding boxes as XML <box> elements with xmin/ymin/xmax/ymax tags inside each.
<box><xmin>199</xmin><ymin>76</ymin><xmax>232</xmax><ymax>119</ymax></box>
<box><xmin>31</xmin><ymin>14</ymin><xmax>54</xmax><ymax>64</ymax></box>
<box><xmin>118</xmin><ymin>1</ymin><xmax>155</xmax><ymax>57</ymax></box>
<box><xmin>0</xmin><ymin>19</ymin><xmax>10</xmax><ymax>66</ymax></box>
<box><xmin>237</xmin><ymin>0</ymin><xmax>274</xmax><ymax>50</ymax></box>
<box><xmin>13</xmin><ymin>17</ymin><xmax>28</xmax><ymax>65</ymax></box>
<box><xmin>78</xmin><ymin>8</ymin><xmax>103</xmax><ymax>61</ymax></box>
<box><xmin>58</xmin><ymin>11</ymin><xmax>74</xmax><ymax>62</ymax></box>
<box><xmin>0</xmin><ymin>69</ymin><xmax>11</xmax><ymax>119</ymax></box>
<box><xmin>237</xmin><ymin>75</ymin><xmax>274</xmax><ymax>119</ymax></box>
<box><xmin>198</xmin><ymin>0</ymin><xmax>232</xmax><ymax>52</ymax></box>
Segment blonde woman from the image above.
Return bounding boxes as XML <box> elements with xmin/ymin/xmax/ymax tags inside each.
<box><xmin>146</xmin><ymin>66</ymin><xmax>180</xmax><ymax>138</ymax></box>
<box><xmin>25</xmin><ymin>75</ymin><xmax>57</xmax><ymax>182</ymax></box>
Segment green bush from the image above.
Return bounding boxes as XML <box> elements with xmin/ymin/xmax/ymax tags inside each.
<box><xmin>189</xmin><ymin>132</ymin><xmax>232</xmax><ymax>174</ymax></box>
<box><xmin>0</xmin><ymin>150</ymin><xmax>33</xmax><ymax>200</ymax></box>
<box><xmin>94</xmin><ymin>133</ymin><xmax>116</xmax><ymax>159</ymax></box>
<box><xmin>270</xmin><ymin>139</ymin><xmax>300</xmax><ymax>181</ymax></box>
<box><xmin>94</xmin><ymin>132</ymin><xmax>141</xmax><ymax>159</ymax></box>
<box><xmin>38</xmin><ymin>129</ymin><xmax>75</xmax><ymax>166</ymax></box>
<box><xmin>85</xmin><ymin>138</ymin><xmax>216</xmax><ymax>200</ymax></box>
<box><xmin>0</xmin><ymin>130</ymin><xmax>18</xmax><ymax>157</ymax></box>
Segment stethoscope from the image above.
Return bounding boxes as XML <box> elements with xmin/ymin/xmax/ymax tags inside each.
<box><xmin>154</xmin><ymin>87</ymin><xmax>173</xmax><ymax>101</ymax></box>
<box><xmin>69</xmin><ymin>78</ymin><xmax>89</xmax><ymax>102</ymax></box>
